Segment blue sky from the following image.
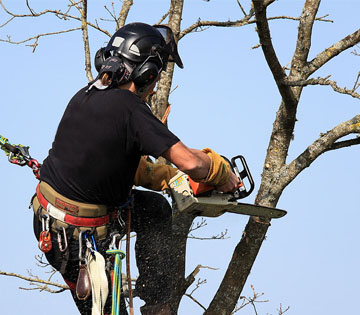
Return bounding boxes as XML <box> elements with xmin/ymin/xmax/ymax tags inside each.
<box><xmin>1</xmin><ymin>1</ymin><xmax>359</xmax><ymax>314</ymax></box>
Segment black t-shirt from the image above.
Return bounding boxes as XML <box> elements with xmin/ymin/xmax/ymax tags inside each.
<box><xmin>40</xmin><ymin>87</ymin><xmax>180</xmax><ymax>206</ymax></box>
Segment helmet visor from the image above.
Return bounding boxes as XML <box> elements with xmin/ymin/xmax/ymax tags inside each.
<box><xmin>153</xmin><ymin>25</ymin><xmax>184</xmax><ymax>69</ymax></box>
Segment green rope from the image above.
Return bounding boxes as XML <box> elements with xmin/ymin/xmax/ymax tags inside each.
<box><xmin>0</xmin><ymin>134</ymin><xmax>11</xmax><ymax>156</ymax></box>
<box><xmin>106</xmin><ymin>249</ymin><xmax>126</xmax><ymax>315</ymax></box>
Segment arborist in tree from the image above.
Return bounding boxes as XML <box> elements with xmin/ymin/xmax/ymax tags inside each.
<box><xmin>31</xmin><ymin>22</ymin><xmax>239</xmax><ymax>315</ymax></box>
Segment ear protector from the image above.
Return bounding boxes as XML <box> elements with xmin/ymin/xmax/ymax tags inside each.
<box><xmin>94</xmin><ymin>47</ymin><xmax>110</xmax><ymax>72</ymax></box>
<box><xmin>131</xmin><ymin>61</ymin><xmax>160</xmax><ymax>87</ymax></box>
<box><xmin>94</xmin><ymin>47</ymin><xmax>161</xmax><ymax>89</ymax></box>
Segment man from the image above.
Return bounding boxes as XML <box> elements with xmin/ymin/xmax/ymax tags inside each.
<box><xmin>32</xmin><ymin>22</ymin><xmax>239</xmax><ymax>315</ymax></box>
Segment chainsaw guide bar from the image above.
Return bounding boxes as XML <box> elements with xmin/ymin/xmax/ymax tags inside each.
<box><xmin>169</xmin><ymin>172</ymin><xmax>286</xmax><ymax>219</ymax></box>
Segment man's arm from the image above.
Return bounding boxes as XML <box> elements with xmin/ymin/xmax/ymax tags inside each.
<box><xmin>162</xmin><ymin>141</ymin><xmax>239</xmax><ymax>193</ymax></box>
<box><xmin>162</xmin><ymin>142</ymin><xmax>210</xmax><ymax>180</ymax></box>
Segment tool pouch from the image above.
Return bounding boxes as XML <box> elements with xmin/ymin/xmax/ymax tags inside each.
<box><xmin>76</xmin><ymin>263</ymin><xmax>92</xmax><ymax>300</ymax></box>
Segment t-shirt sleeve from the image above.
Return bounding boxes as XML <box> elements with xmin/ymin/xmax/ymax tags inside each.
<box><xmin>128</xmin><ymin>102</ymin><xmax>180</xmax><ymax>158</ymax></box>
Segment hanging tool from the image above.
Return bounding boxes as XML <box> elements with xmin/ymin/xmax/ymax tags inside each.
<box><xmin>38</xmin><ymin>214</ymin><xmax>52</xmax><ymax>253</ymax></box>
<box><xmin>0</xmin><ymin>134</ymin><xmax>41</xmax><ymax>179</ymax></box>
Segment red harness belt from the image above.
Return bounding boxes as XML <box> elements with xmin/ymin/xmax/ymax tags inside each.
<box><xmin>36</xmin><ymin>184</ymin><xmax>111</xmax><ymax>227</ymax></box>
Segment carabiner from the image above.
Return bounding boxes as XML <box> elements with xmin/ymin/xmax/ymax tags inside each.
<box><xmin>41</xmin><ymin>214</ymin><xmax>50</xmax><ymax>236</ymax></box>
<box><xmin>78</xmin><ymin>230</ymin><xmax>86</xmax><ymax>263</ymax></box>
<box><xmin>57</xmin><ymin>226</ymin><xmax>68</xmax><ymax>253</ymax></box>
<box><xmin>109</xmin><ymin>233</ymin><xmax>122</xmax><ymax>250</ymax></box>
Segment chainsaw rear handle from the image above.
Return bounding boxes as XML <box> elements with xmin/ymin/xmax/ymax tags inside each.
<box><xmin>221</xmin><ymin>155</ymin><xmax>255</xmax><ymax>200</ymax></box>
<box><xmin>232</xmin><ymin>155</ymin><xmax>255</xmax><ymax>199</ymax></box>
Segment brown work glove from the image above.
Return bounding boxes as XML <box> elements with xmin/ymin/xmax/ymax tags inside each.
<box><xmin>199</xmin><ymin>148</ymin><xmax>231</xmax><ymax>186</ymax></box>
<box><xmin>134</xmin><ymin>156</ymin><xmax>178</xmax><ymax>191</ymax></box>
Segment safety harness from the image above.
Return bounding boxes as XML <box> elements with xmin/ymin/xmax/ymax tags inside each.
<box><xmin>1</xmin><ymin>134</ymin><xmax>133</xmax><ymax>315</ymax></box>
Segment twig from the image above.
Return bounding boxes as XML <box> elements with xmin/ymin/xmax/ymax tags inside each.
<box><xmin>26</xmin><ymin>0</ymin><xmax>36</xmax><ymax>15</ymax></box>
<box><xmin>188</xmin><ymin>228</ymin><xmax>229</xmax><ymax>240</ymax></box>
<box><xmin>179</xmin><ymin>14</ymin><xmax>332</xmax><ymax>40</ymax></box>
<box><xmin>278</xmin><ymin>303</ymin><xmax>290</xmax><ymax>315</ymax></box>
<box><xmin>236</xmin><ymin>0</ymin><xmax>247</xmax><ymax>16</ymax></box>
<box><xmin>0</xmin><ymin>270</ymin><xmax>69</xmax><ymax>291</ymax></box>
<box><xmin>184</xmin><ymin>293</ymin><xmax>207</xmax><ymax>311</ymax></box>
<box><xmin>157</xmin><ymin>10</ymin><xmax>170</xmax><ymax>25</ymax></box>
<box><xmin>0</xmin><ymin>1</ymin><xmax>111</xmax><ymax>37</ymax></box>
<box><xmin>352</xmin><ymin>72</ymin><xmax>360</xmax><ymax>91</ymax></box>
<box><xmin>0</xmin><ymin>28</ymin><xmax>81</xmax><ymax>52</ymax></box>
<box><xmin>283</xmin><ymin>76</ymin><xmax>360</xmax><ymax>99</ymax></box>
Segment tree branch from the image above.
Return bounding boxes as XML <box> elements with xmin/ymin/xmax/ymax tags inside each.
<box><xmin>0</xmin><ymin>270</ymin><xmax>69</xmax><ymax>292</ymax></box>
<box><xmin>275</xmin><ymin>114</ymin><xmax>360</xmax><ymax>192</ymax></box>
<box><xmin>326</xmin><ymin>137</ymin><xmax>360</xmax><ymax>152</ymax></box>
<box><xmin>0</xmin><ymin>28</ymin><xmax>81</xmax><ymax>52</ymax></box>
<box><xmin>252</xmin><ymin>1</ymin><xmax>297</xmax><ymax>107</ymax></box>
<box><xmin>0</xmin><ymin>1</ymin><xmax>111</xmax><ymax>37</ymax></box>
<box><xmin>117</xmin><ymin>0</ymin><xmax>133</xmax><ymax>29</ymax></box>
<box><xmin>79</xmin><ymin>0</ymin><xmax>93</xmax><ymax>81</ymax></box>
<box><xmin>184</xmin><ymin>292</ymin><xmax>207</xmax><ymax>311</ymax></box>
<box><xmin>179</xmin><ymin>14</ymin><xmax>332</xmax><ymax>40</ymax></box>
<box><xmin>290</xmin><ymin>0</ymin><xmax>321</xmax><ymax>77</ymax></box>
<box><xmin>308</xmin><ymin>28</ymin><xmax>360</xmax><ymax>76</ymax></box>
<box><xmin>283</xmin><ymin>76</ymin><xmax>360</xmax><ymax>99</ymax></box>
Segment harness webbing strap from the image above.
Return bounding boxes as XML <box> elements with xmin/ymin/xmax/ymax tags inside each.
<box><xmin>36</xmin><ymin>184</ymin><xmax>111</xmax><ymax>227</ymax></box>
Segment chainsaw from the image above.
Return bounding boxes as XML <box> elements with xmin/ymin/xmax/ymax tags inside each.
<box><xmin>169</xmin><ymin>155</ymin><xmax>286</xmax><ymax>219</ymax></box>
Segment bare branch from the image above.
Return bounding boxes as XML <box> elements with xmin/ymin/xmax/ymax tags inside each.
<box><xmin>69</xmin><ymin>0</ymin><xmax>81</xmax><ymax>11</ymax></box>
<box><xmin>79</xmin><ymin>0</ymin><xmax>93</xmax><ymax>81</ymax></box>
<box><xmin>188</xmin><ymin>229</ymin><xmax>229</xmax><ymax>240</ymax></box>
<box><xmin>25</xmin><ymin>0</ymin><xmax>36</xmax><ymax>15</ymax></box>
<box><xmin>236</xmin><ymin>0</ymin><xmax>247</xmax><ymax>16</ymax></box>
<box><xmin>179</xmin><ymin>13</ymin><xmax>333</xmax><ymax>40</ymax></box>
<box><xmin>253</xmin><ymin>1</ymin><xmax>297</xmax><ymax>107</ymax></box>
<box><xmin>182</xmin><ymin>264</ymin><xmax>219</xmax><ymax>302</ymax></box>
<box><xmin>0</xmin><ymin>28</ymin><xmax>81</xmax><ymax>52</ymax></box>
<box><xmin>0</xmin><ymin>270</ymin><xmax>69</xmax><ymax>292</ymax></box>
<box><xmin>117</xmin><ymin>0</ymin><xmax>133</xmax><ymax>29</ymax></box>
<box><xmin>179</xmin><ymin>16</ymin><xmax>254</xmax><ymax>39</ymax></box>
<box><xmin>283</xmin><ymin>76</ymin><xmax>360</xmax><ymax>99</ymax></box>
<box><xmin>0</xmin><ymin>1</ymin><xmax>111</xmax><ymax>37</ymax></box>
<box><xmin>185</xmin><ymin>292</ymin><xmax>207</xmax><ymax>311</ymax></box>
<box><xmin>189</xmin><ymin>217</ymin><xmax>207</xmax><ymax>232</ymax></box>
<box><xmin>0</xmin><ymin>15</ymin><xmax>14</xmax><ymax>28</ymax></box>
<box><xmin>290</xmin><ymin>0</ymin><xmax>321</xmax><ymax>75</ymax></box>
<box><xmin>326</xmin><ymin>137</ymin><xmax>360</xmax><ymax>152</ymax></box>
<box><xmin>308</xmin><ymin>28</ymin><xmax>360</xmax><ymax>76</ymax></box>
<box><xmin>231</xmin><ymin>285</ymin><xmax>269</xmax><ymax>314</ymax></box>
<box><xmin>352</xmin><ymin>72</ymin><xmax>360</xmax><ymax>91</ymax></box>
<box><xmin>275</xmin><ymin>114</ymin><xmax>360</xmax><ymax>192</ymax></box>
<box><xmin>157</xmin><ymin>10</ymin><xmax>170</xmax><ymax>25</ymax></box>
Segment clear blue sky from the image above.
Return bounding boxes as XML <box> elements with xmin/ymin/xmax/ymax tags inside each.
<box><xmin>1</xmin><ymin>1</ymin><xmax>359</xmax><ymax>314</ymax></box>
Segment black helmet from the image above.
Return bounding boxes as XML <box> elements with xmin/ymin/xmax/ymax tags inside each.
<box><xmin>94</xmin><ymin>22</ymin><xmax>183</xmax><ymax>90</ymax></box>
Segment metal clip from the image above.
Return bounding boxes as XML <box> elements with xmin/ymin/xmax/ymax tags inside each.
<box><xmin>78</xmin><ymin>230</ymin><xmax>86</xmax><ymax>264</ymax></box>
<box><xmin>41</xmin><ymin>214</ymin><xmax>50</xmax><ymax>234</ymax></box>
<box><xmin>109</xmin><ymin>233</ymin><xmax>122</xmax><ymax>250</ymax></box>
<box><xmin>57</xmin><ymin>226</ymin><xmax>68</xmax><ymax>253</ymax></box>
<box><xmin>117</xmin><ymin>211</ymin><xmax>126</xmax><ymax>231</ymax></box>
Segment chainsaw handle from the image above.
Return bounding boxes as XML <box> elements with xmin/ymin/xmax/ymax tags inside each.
<box><xmin>231</xmin><ymin>155</ymin><xmax>255</xmax><ymax>199</ymax></box>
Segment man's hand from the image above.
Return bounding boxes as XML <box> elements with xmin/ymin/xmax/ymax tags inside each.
<box><xmin>215</xmin><ymin>171</ymin><xmax>240</xmax><ymax>193</ymax></box>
